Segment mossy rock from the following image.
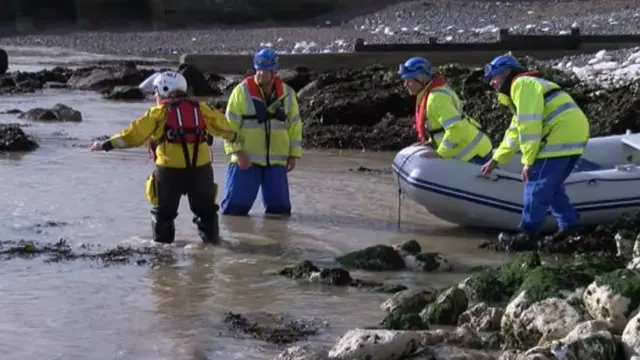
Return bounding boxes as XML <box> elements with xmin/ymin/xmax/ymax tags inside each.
<box><xmin>279</xmin><ymin>260</ymin><xmax>320</xmax><ymax>279</ymax></box>
<box><xmin>336</xmin><ymin>244</ymin><xmax>405</xmax><ymax>271</ymax></box>
<box><xmin>412</xmin><ymin>252</ymin><xmax>451</xmax><ymax>272</ymax></box>
<box><xmin>379</xmin><ymin>309</ymin><xmax>429</xmax><ymax>330</ymax></box>
<box><xmin>399</xmin><ymin>239</ymin><xmax>421</xmax><ymax>254</ymax></box>
<box><xmin>571</xmin><ymin>252</ymin><xmax>626</xmax><ymax>277</ymax></box>
<box><xmin>459</xmin><ymin>267</ymin><xmax>505</xmax><ymax>303</ymax></box>
<box><xmin>594</xmin><ymin>269</ymin><xmax>640</xmax><ymax>314</ymax></box>
<box><xmin>421</xmin><ymin>287</ymin><xmax>469</xmax><ymax>326</ymax></box>
<box><xmin>372</xmin><ymin>283</ymin><xmax>408</xmax><ymax>294</ymax></box>
<box><xmin>498</xmin><ymin>252</ymin><xmax>542</xmax><ymax>296</ymax></box>
<box><xmin>516</xmin><ymin>264</ymin><xmax>595</xmax><ymax>304</ymax></box>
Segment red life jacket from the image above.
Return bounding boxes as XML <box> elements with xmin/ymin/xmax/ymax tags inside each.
<box><xmin>414</xmin><ymin>75</ymin><xmax>447</xmax><ymax>142</ymax></box>
<box><xmin>512</xmin><ymin>71</ymin><xmax>540</xmax><ymax>82</ymax></box>
<box><xmin>243</xmin><ymin>76</ymin><xmax>287</xmax><ymax>122</ymax></box>
<box><xmin>160</xmin><ymin>98</ymin><xmax>207</xmax><ymax>144</ymax></box>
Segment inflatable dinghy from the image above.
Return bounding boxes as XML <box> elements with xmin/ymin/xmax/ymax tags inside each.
<box><xmin>392</xmin><ymin>133</ymin><xmax>640</xmax><ymax>232</ymax></box>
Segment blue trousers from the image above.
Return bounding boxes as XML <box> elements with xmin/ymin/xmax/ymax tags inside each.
<box><xmin>520</xmin><ymin>155</ymin><xmax>581</xmax><ymax>233</ymax></box>
<box><xmin>221</xmin><ymin>163</ymin><xmax>291</xmax><ymax>216</ymax></box>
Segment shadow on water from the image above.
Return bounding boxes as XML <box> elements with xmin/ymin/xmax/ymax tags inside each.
<box><xmin>220</xmin><ymin>215</ymin><xmax>339</xmax><ymax>263</ymax></box>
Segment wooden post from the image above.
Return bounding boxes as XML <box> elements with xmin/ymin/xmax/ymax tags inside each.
<box><xmin>498</xmin><ymin>28</ymin><xmax>510</xmax><ymax>42</ymax></box>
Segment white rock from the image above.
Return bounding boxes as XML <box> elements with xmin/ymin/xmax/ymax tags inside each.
<box><xmin>583</xmin><ymin>281</ymin><xmax>634</xmax><ymax>333</ymax></box>
<box><xmin>566</xmin><ymin>49</ymin><xmax>640</xmax><ymax>87</ymax></box>
<box><xmin>622</xmin><ymin>311</ymin><xmax>640</xmax><ymax>358</ymax></box>
<box><xmin>627</xmin><ymin>257</ymin><xmax>640</xmax><ymax>271</ymax></box>
<box><xmin>616</xmin><ymin>231</ymin><xmax>635</xmax><ymax>259</ymax></box>
<box><xmin>633</xmin><ymin>234</ymin><xmax>640</xmax><ymax>259</ymax></box>
<box><xmin>457</xmin><ymin>302</ymin><xmax>504</xmax><ymax>331</ymax></box>
<box><xmin>516</xmin><ymin>298</ymin><xmax>584</xmax><ymax>346</ymax></box>
<box><xmin>328</xmin><ymin>329</ymin><xmax>420</xmax><ymax>360</ymax></box>
<box><xmin>273</xmin><ymin>345</ymin><xmax>328</xmax><ymax>360</ymax></box>
<box><xmin>427</xmin><ymin>345</ymin><xmax>495</xmax><ymax>359</ymax></box>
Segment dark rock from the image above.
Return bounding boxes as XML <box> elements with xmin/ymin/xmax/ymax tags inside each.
<box><xmin>1</xmin><ymin>108</ymin><xmax>22</xmax><ymax>115</ymax></box>
<box><xmin>279</xmin><ymin>67</ymin><xmax>314</xmax><ymax>92</ymax></box>
<box><xmin>18</xmin><ymin>103</ymin><xmax>82</xmax><ymax>122</ymax></box>
<box><xmin>101</xmin><ymin>86</ymin><xmax>146</xmax><ymax>101</ymax></box>
<box><xmin>317</xmin><ymin>267</ymin><xmax>352</xmax><ymax>286</ymax></box>
<box><xmin>336</xmin><ymin>244</ymin><xmax>406</xmax><ymax>271</ymax></box>
<box><xmin>67</xmin><ymin>64</ymin><xmax>156</xmax><ymax>91</ymax></box>
<box><xmin>0</xmin><ymin>49</ymin><xmax>7</xmax><ymax>75</ymax></box>
<box><xmin>0</xmin><ymin>239</ymin><xmax>178</xmax><ymax>265</ymax></box>
<box><xmin>348</xmin><ymin>166</ymin><xmax>393</xmax><ymax>175</ymax></box>
<box><xmin>0</xmin><ymin>124</ymin><xmax>39</xmax><ymax>152</ymax></box>
<box><xmin>278</xmin><ymin>260</ymin><xmax>407</xmax><ymax>293</ymax></box>
<box><xmin>178</xmin><ymin>63</ymin><xmax>223</xmax><ymax>97</ymax></box>
<box><xmin>380</xmin><ymin>309</ymin><xmax>430</xmax><ymax>330</ymax></box>
<box><xmin>399</xmin><ymin>239</ymin><xmax>422</xmax><ymax>255</ymax></box>
<box><xmin>481</xmin><ymin>211</ymin><xmax>640</xmax><ymax>255</ymax></box>
<box><xmin>44</xmin><ymin>81</ymin><xmax>68</xmax><ymax>89</ymax></box>
<box><xmin>0</xmin><ymin>67</ymin><xmax>74</xmax><ymax>95</ymax></box>
<box><xmin>279</xmin><ymin>260</ymin><xmax>320</xmax><ymax>279</ymax></box>
<box><xmin>222</xmin><ymin>311</ymin><xmax>320</xmax><ymax>344</ymax></box>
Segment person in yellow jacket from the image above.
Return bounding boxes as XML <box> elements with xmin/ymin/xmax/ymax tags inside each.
<box><xmin>221</xmin><ymin>48</ymin><xmax>303</xmax><ymax>216</ymax></box>
<box><xmin>480</xmin><ymin>55</ymin><xmax>590</xmax><ymax>251</ymax></box>
<box><xmin>398</xmin><ymin>56</ymin><xmax>493</xmax><ymax>164</ymax></box>
<box><xmin>90</xmin><ymin>71</ymin><xmax>240</xmax><ymax>244</ymax></box>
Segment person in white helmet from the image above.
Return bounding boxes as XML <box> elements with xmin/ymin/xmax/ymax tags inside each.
<box><xmin>90</xmin><ymin>71</ymin><xmax>240</xmax><ymax>245</ymax></box>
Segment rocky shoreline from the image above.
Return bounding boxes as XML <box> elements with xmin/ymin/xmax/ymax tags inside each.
<box><xmin>270</xmin><ymin>214</ymin><xmax>640</xmax><ymax>360</ymax></box>
<box><xmin>3</xmin><ymin>55</ymin><xmax>639</xmax><ymax>152</ymax></box>
<box><xmin>1</xmin><ymin>0</ymin><xmax>640</xmax><ymax>55</ymax></box>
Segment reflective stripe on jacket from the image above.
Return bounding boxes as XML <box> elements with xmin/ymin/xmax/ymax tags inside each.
<box><xmin>223</xmin><ymin>76</ymin><xmax>303</xmax><ymax>166</ymax></box>
<box><xmin>417</xmin><ymin>85</ymin><xmax>492</xmax><ymax>162</ymax></box>
<box><xmin>492</xmin><ymin>76</ymin><xmax>590</xmax><ymax>165</ymax></box>
<box><xmin>108</xmin><ymin>102</ymin><xmax>237</xmax><ymax>168</ymax></box>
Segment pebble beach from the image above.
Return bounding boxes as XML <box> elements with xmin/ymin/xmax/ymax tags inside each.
<box><xmin>1</xmin><ymin>0</ymin><xmax>640</xmax><ymax>56</ymax></box>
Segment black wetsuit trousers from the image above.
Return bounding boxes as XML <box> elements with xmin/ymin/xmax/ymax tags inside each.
<box><xmin>150</xmin><ymin>164</ymin><xmax>219</xmax><ymax>244</ymax></box>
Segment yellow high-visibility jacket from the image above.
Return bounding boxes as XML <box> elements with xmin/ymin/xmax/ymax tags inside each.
<box><xmin>223</xmin><ymin>76</ymin><xmax>303</xmax><ymax>166</ymax></box>
<box><xmin>417</xmin><ymin>85</ymin><xmax>492</xmax><ymax>162</ymax></box>
<box><xmin>106</xmin><ymin>102</ymin><xmax>237</xmax><ymax>168</ymax></box>
<box><xmin>492</xmin><ymin>75</ymin><xmax>590</xmax><ymax>166</ymax></box>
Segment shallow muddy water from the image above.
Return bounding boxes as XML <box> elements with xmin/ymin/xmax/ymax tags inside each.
<box><xmin>0</xmin><ymin>46</ymin><xmax>512</xmax><ymax>360</ymax></box>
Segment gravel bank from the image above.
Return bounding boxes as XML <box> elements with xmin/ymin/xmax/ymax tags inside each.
<box><xmin>1</xmin><ymin>0</ymin><xmax>639</xmax><ymax>56</ymax></box>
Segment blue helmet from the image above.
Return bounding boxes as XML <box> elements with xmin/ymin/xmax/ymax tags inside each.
<box><xmin>253</xmin><ymin>48</ymin><xmax>279</xmax><ymax>71</ymax></box>
<box><xmin>484</xmin><ymin>55</ymin><xmax>524</xmax><ymax>81</ymax></box>
<box><xmin>398</xmin><ymin>57</ymin><xmax>433</xmax><ymax>80</ymax></box>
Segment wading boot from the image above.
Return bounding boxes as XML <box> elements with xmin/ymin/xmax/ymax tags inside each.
<box><xmin>152</xmin><ymin>220</ymin><xmax>175</xmax><ymax>244</ymax></box>
<box><xmin>497</xmin><ymin>231</ymin><xmax>539</xmax><ymax>252</ymax></box>
<box><xmin>194</xmin><ymin>215</ymin><xmax>220</xmax><ymax>244</ymax></box>
<box><xmin>541</xmin><ymin>227</ymin><xmax>580</xmax><ymax>246</ymax></box>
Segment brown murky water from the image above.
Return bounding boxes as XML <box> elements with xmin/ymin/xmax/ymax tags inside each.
<box><xmin>0</xmin><ymin>47</ymin><xmax>514</xmax><ymax>360</ymax></box>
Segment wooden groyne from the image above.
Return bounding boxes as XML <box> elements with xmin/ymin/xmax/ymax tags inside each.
<box><xmin>181</xmin><ymin>28</ymin><xmax>640</xmax><ymax>74</ymax></box>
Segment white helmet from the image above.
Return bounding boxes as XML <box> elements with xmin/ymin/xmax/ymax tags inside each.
<box><xmin>152</xmin><ymin>71</ymin><xmax>188</xmax><ymax>97</ymax></box>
